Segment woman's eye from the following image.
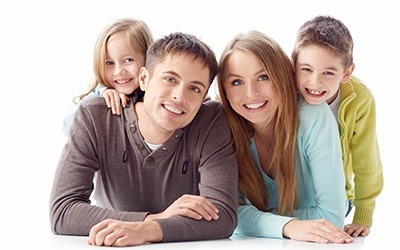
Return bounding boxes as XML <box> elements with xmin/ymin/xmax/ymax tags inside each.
<box><xmin>106</xmin><ymin>61</ymin><xmax>114</xmax><ymax>66</ymax></box>
<box><xmin>258</xmin><ymin>74</ymin><xmax>269</xmax><ymax>81</ymax></box>
<box><xmin>232</xmin><ymin>79</ymin><xmax>243</xmax><ymax>86</ymax></box>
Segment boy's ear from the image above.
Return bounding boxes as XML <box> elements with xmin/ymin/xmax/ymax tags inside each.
<box><xmin>139</xmin><ymin>67</ymin><xmax>149</xmax><ymax>91</ymax></box>
<box><xmin>342</xmin><ymin>63</ymin><xmax>355</xmax><ymax>83</ymax></box>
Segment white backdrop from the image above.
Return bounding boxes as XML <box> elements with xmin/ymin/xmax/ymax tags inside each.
<box><xmin>0</xmin><ymin>0</ymin><xmax>397</xmax><ymax>248</ymax></box>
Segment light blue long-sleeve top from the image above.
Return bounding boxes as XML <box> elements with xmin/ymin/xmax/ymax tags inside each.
<box><xmin>234</xmin><ymin>98</ymin><xmax>347</xmax><ymax>239</ymax></box>
<box><xmin>63</xmin><ymin>87</ymin><xmax>107</xmax><ymax>136</ymax></box>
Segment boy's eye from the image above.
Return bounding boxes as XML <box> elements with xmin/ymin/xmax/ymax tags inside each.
<box><xmin>323</xmin><ymin>71</ymin><xmax>335</xmax><ymax>76</ymax></box>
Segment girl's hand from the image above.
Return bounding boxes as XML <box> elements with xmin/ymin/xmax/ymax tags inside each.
<box><xmin>103</xmin><ymin>89</ymin><xmax>129</xmax><ymax>115</ymax></box>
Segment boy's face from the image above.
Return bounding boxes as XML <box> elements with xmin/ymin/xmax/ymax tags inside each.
<box><xmin>138</xmin><ymin>53</ymin><xmax>210</xmax><ymax>136</ymax></box>
<box><xmin>294</xmin><ymin>45</ymin><xmax>352</xmax><ymax>105</ymax></box>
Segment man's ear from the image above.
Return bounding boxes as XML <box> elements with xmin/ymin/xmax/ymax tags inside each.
<box><xmin>139</xmin><ymin>67</ymin><xmax>149</xmax><ymax>91</ymax></box>
<box><xmin>342</xmin><ymin>63</ymin><xmax>355</xmax><ymax>83</ymax></box>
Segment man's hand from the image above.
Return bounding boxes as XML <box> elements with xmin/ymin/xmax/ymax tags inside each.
<box><xmin>145</xmin><ymin>194</ymin><xmax>219</xmax><ymax>221</ymax></box>
<box><xmin>87</xmin><ymin>219</ymin><xmax>162</xmax><ymax>247</ymax></box>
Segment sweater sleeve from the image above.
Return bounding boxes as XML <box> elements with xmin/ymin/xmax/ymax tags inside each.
<box><xmin>50</xmin><ymin>98</ymin><xmax>148</xmax><ymax>235</ymax></box>
<box><xmin>234</xmin><ymin>191</ymin><xmax>292</xmax><ymax>238</ymax></box>
<box><xmin>294</xmin><ymin>101</ymin><xmax>347</xmax><ymax>229</ymax></box>
<box><xmin>351</xmin><ymin>93</ymin><xmax>383</xmax><ymax>227</ymax></box>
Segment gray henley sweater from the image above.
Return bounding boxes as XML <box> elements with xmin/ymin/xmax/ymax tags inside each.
<box><xmin>50</xmin><ymin>96</ymin><xmax>238</xmax><ymax>242</ymax></box>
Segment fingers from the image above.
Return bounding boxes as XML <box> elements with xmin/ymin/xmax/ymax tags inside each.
<box><xmin>180</xmin><ymin>194</ymin><xmax>219</xmax><ymax>221</ymax></box>
<box><xmin>120</xmin><ymin>93</ymin><xmax>129</xmax><ymax>108</ymax></box>
<box><xmin>284</xmin><ymin>219</ymin><xmax>353</xmax><ymax>244</ymax></box>
<box><xmin>88</xmin><ymin>219</ymin><xmax>129</xmax><ymax>246</ymax></box>
<box><xmin>88</xmin><ymin>219</ymin><xmax>116</xmax><ymax>246</ymax></box>
<box><xmin>345</xmin><ymin>223</ymin><xmax>370</xmax><ymax>237</ymax></box>
<box><xmin>315</xmin><ymin>219</ymin><xmax>353</xmax><ymax>243</ymax></box>
<box><xmin>103</xmin><ymin>90</ymin><xmax>127</xmax><ymax>115</ymax></box>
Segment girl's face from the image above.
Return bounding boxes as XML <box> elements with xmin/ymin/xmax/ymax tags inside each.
<box><xmin>223</xmin><ymin>50</ymin><xmax>277</xmax><ymax>127</ymax></box>
<box><xmin>294</xmin><ymin>44</ymin><xmax>351</xmax><ymax>105</ymax></box>
<box><xmin>105</xmin><ymin>32</ymin><xmax>143</xmax><ymax>95</ymax></box>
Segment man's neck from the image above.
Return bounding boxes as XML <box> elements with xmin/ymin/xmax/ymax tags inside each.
<box><xmin>134</xmin><ymin>102</ymin><xmax>174</xmax><ymax>145</ymax></box>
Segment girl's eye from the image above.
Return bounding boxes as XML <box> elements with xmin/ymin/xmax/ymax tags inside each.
<box><xmin>232</xmin><ymin>79</ymin><xmax>243</xmax><ymax>86</ymax></box>
<box><xmin>301</xmin><ymin>67</ymin><xmax>312</xmax><ymax>72</ymax></box>
<box><xmin>106</xmin><ymin>61</ymin><xmax>114</xmax><ymax>66</ymax></box>
<box><xmin>124</xmin><ymin>57</ymin><xmax>135</xmax><ymax>63</ymax></box>
<box><xmin>258</xmin><ymin>74</ymin><xmax>269</xmax><ymax>81</ymax></box>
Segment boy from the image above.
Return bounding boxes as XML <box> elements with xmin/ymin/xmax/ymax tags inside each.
<box><xmin>291</xmin><ymin>15</ymin><xmax>383</xmax><ymax>237</ymax></box>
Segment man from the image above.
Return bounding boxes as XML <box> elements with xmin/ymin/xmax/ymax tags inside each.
<box><xmin>50</xmin><ymin>32</ymin><xmax>238</xmax><ymax>247</ymax></box>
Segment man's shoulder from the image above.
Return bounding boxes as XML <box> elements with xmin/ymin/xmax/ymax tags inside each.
<box><xmin>190</xmin><ymin>100</ymin><xmax>227</xmax><ymax>127</ymax></box>
<box><xmin>80</xmin><ymin>95</ymin><xmax>107</xmax><ymax>108</ymax></box>
<box><xmin>76</xmin><ymin>95</ymin><xmax>110</xmax><ymax>118</ymax></box>
<box><xmin>200</xmin><ymin>100</ymin><xmax>224</xmax><ymax>113</ymax></box>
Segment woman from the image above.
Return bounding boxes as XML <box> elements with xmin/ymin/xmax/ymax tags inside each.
<box><xmin>217</xmin><ymin>30</ymin><xmax>352</xmax><ymax>244</ymax></box>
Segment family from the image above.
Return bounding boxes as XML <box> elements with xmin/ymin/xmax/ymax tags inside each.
<box><xmin>50</xmin><ymin>15</ymin><xmax>383</xmax><ymax>247</ymax></box>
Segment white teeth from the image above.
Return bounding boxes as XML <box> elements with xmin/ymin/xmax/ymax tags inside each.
<box><xmin>308</xmin><ymin>89</ymin><xmax>323</xmax><ymax>95</ymax></box>
<box><xmin>164</xmin><ymin>105</ymin><xmax>183</xmax><ymax>114</ymax></box>
<box><xmin>116</xmin><ymin>79</ymin><xmax>130</xmax><ymax>84</ymax></box>
<box><xmin>245</xmin><ymin>102</ymin><xmax>265</xmax><ymax>109</ymax></box>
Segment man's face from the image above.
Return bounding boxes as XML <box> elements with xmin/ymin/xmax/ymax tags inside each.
<box><xmin>139</xmin><ymin>53</ymin><xmax>210</xmax><ymax>137</ymax></box>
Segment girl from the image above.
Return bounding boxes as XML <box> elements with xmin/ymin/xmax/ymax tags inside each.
<box><xmin>63</xmin><ymin>18</ymin><xmax>153</xmax><ymax>136</ymax></box>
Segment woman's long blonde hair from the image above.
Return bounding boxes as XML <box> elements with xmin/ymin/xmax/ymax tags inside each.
<box><xmin>74</xmin><ymin>18</ymin><xmax>153</xmax><ymax>103</ymax></box>
<box><xmin>217</xmin><ymin>30</ymin><xmax>299</xmax><ymax>215</ymax></box>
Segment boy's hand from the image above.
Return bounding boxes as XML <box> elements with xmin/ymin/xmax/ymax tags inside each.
<box><xmin>102</xmin><ymin>89</ymin><xmax>129</xmax><ymax>115</ymax></box>
<box><xmin>344</xmin><ymin>223</ymin><xmax>370</xmax><ymax>237</ymax></box>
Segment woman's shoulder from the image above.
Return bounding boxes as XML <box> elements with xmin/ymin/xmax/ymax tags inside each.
<box><xmin>298</xmin><ymin>97</ymin><xmax>332</xmax><ymax>118</ymax></box>
<box><xmin>297</xmin><ymin>97</ymin><xmax>336</xmax><ymax>134</ymax></box>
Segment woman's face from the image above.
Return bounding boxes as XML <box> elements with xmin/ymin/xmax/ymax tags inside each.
<box><xmin>223</xmin><ymin>50</ymin><xmax>277</xmax><ymax>126</ymax></box>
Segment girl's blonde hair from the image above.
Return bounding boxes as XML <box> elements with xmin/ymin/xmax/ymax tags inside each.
<box><xmin>74</xmin><ymin>18</ymin><xmax>153</xmax><ymax>103</ymax></box>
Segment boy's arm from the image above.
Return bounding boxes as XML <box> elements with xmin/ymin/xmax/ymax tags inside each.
<box><xmin>351</xmin><ymin>94</ymin><xmax>383</xmax><ymax>227</ymax></box>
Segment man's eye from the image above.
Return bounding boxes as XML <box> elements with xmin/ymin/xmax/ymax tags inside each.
<box><xmin>190</xmin><ymin>86</ymin><xmax>201</xmax><ymax>94</ymax></box>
